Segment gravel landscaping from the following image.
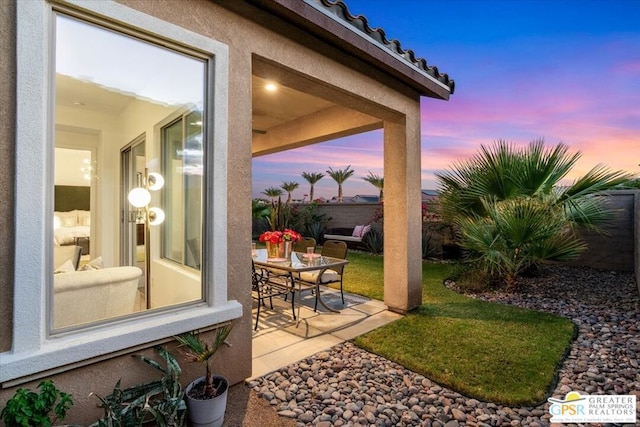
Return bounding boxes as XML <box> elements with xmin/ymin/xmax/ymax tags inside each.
<box><xmin>248</xmin><ymin>265</ymin><xmax>639</xmax><ymax>426</ymax></box>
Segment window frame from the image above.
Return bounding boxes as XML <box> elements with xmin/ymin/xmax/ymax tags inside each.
<box><xmin>1</xmin><ymin>0</ymin><xmax>239</xmax><ymax>384</ymax></box>
<box><xmin>160</xmin><ymin>112</ymin><xmax>204</xmax><ymax>270</ymax></box>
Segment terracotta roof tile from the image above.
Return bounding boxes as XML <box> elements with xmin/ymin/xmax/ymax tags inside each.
<box><xmin>313</xmin><ymin>0</ymin><xmax>455</xmax><ymax>94</ymax></box>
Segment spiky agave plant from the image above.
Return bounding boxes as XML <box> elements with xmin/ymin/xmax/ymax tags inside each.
<box><xmin>175</xmin><ymin>324</ymin><xmax>233</xmax><ymax>398</ymax></box>
<box><xmin>89</xmin><ymin>346</ymin><xmax>186</xmax><ymax>427</ymax></box>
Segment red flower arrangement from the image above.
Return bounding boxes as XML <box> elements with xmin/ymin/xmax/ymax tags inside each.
<box><xmin>259</xmin><ymin>229</ymin><xmax>302</xmax><ymax>244</ymax></box>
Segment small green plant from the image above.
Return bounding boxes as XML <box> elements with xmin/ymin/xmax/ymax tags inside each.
<box><xmin>89</xmin><ymin>346</ymin><xmax>186</xmax><ymax>427</ymax></box>
<box><xmin>266</xmin><ymin>197</ymin><xmax>290</xmax><ymax>231</ymax></box>
<box><xmin>292</xmin><ymin>202</ymin><xmax>331</xmax><ymax>236</ymax></box>
<box><xmin>175</xmin><ymin>324</ymin><xmax>233</xmax><ymax>398</ymax></box>
<box><xmin>305</xmin><ymin>221</ymin><xmax>325</xmax><ymax>243</ymax></box>
<box><xmin>421</xmin><ymin>229</ymin><xmax>438</xmax><ymax>259</ymax></box>
<box><xmin>362</xmin><ymin>228</ymin><xmax>383</xmax><ymax>254</ymax></box>
<box><xmin>1</xmin><ymin>380</ymin><xmax>73</xmax><ymax>427</ymax></box>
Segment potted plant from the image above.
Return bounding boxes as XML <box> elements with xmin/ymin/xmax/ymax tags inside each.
<box><xmin>1</xmin><ymin>380</ymin><xmax>74</xmax><ymax>427</ymax></box>
<box><xmin>175</xmin><ymin>324</ymin><xmax>233</xmax><ymax>427</ymax></box>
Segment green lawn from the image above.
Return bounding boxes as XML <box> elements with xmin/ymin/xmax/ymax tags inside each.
<box><xmin>341</xmin><ymin>252</ymin><xmax>576</xmax><ymax>406</ymax></box>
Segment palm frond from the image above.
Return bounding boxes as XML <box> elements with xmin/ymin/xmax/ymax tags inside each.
<box><xmin>514</xmin><ymin>140</ymin><xmax>580</xmax><ymax>195</ymax></box>
<box><xmin>562</xmin><ymin>195</ymin><xmax>613</xmax><ymax>231</ymax></box>
<box><xmin>561</xmin><ymin>164</ymin><xmax>633</xmax><ymax>201</ymax></box>
<box><xmin>175</xmin><ymin>332</ymin><xmax>205</xmax><ymax>355</ymax></box>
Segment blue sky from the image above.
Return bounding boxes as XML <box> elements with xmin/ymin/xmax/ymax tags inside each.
<box><xmin>252</xmin><ymin>0</ymin><xmax>640</xmax><ymax>200</ymax></box>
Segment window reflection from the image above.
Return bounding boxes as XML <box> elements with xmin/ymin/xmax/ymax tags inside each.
<box><xmin>53</xmin><ymin>13</ymin><xmax>206</xmax><ymax>329</ymax></box>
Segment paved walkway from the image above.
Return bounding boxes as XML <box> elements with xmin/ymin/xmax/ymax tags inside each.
<box><xmin>251</xmin><ymin>288</ymin><xmax>402</xmax><ymax>380</ymax></box>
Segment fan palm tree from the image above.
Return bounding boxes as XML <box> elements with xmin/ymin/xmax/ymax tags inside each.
<box><xmin>280</xmin><ymin>181</ymin><xmax>299</xmax><ymax>203</ymax></box>
<box><xmin>363</xmin><ymin>171</ymin><xmax>384</xmax><ymax>202</ymax></box>
<box><xmin>175</xmin><ymin>324</ymin><xmax>233</xmax><ymax>398</ymax></box>
<box><xmin>326</xmin><ymin>165</ymin><xmax>355</xmax><ymax>203</ymax></box>
<box><xmin>437</xmin><ymin>139</ymin><xmax>632</xmax><ymax>286</ymax></box>
<box><xmin>301</xmin><ymin>172</ymin><xmax>324</xmax><ymax>203</ymax></box>
<box><xmin>438</xmin><ymin>139</ymin><xmax>631</xmax><ymax>225</ymax></box>
<box><xmin>261</xmin><ymin>187</ymin><xmax>283</xmax><ymax>203</ymax></box>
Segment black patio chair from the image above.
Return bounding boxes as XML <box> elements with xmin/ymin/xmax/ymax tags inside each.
<box><xmin>293</xmin><ymin>236</ymin><xmax>316</xmax><ymax>254</ymax></box>
<box><xmin>251</xmin><ymin>260</ymin><xmax>295</xmax><ymax>330</ymax></box>
<box><xmin>296</xmin><ymin>240</ymin><xmax>348</xmax><ymax>311</ymax></box>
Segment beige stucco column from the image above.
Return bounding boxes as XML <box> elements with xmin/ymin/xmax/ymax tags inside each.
<box><xmin>383</xmin><ymin>113</ymin><xmax>423</xmax><ymax>313</ymax></box>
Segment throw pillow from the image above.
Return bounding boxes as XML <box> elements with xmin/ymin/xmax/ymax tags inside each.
<box><xmin>56</xmin><ymin>211</ymin><xmax>78</xmax><ymax>228</ymax></box>
<box><xmin>352</xmin><ymin>225</ymin><xmax>364</xmax><ymax>237</ymax></box>
<box><xmin>78</xmin><ymin>210</ymin><xmax>91</xmax><ymax>226</ymax></box>
<box><xmin>54</xmin><ymin>259</ymin><xmax>76</xmax><ymax>274</ymax></box>
<box><xmin>79</xmin><ymin>256</ymin><xmax>103</xmax><ymax>271</ymax></box>
<box><xmin>361</xmin><ymin>225</ymin><xmax>371</xmax><ymax>236</ymax></box>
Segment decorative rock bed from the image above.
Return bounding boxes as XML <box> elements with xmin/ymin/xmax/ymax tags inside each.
<box><xmin>248</xmin><ymin>265</ymin><xmax>639</xmax><ymax>426</ymax></box>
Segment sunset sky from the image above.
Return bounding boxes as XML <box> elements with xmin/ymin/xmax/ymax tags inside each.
<box><xmin>252</xmin><ymin>0</ymin><xmax>640</xmax><ymax>200</ymax></box>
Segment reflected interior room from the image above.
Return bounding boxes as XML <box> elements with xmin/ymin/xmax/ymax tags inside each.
<box><xmin>52</xmin><ymin>13</ymin><xmax>205</xmax><ymax>330</ymax></box>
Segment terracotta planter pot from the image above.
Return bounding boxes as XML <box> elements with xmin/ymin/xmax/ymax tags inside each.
<box><xmin>184</xmin><ymin>375</ymin><xmax>228</xmax><ymax>427</ymax></box>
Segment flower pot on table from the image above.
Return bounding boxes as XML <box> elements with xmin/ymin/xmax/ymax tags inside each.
<box><xmin>265</xmin><ymin>241</ymin><xmax>292</xmax><ymax>260</ymax></box>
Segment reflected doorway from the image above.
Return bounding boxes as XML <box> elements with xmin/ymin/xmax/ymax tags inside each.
<box><xmin>121</xmin><ymin>137</ymin><xmax>147</xmax><ymax>308</ymax></box>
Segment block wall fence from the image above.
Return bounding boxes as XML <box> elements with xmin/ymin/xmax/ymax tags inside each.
<box><xmin>296</xmin><ymin>190</ymin><xmax>639</xmax><ymax>289</ymax></box>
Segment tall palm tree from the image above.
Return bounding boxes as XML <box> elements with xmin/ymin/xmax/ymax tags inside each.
<box><xmin>437</xmin><ymin>139</ymin><xmax>632</xmax><ymax>286</ymax></box>
<box><xmin>280</xmin><ymin>181</ymin><xmax>299</xmax><ymax>203</ymax></box>
<box><xmin>261</xmin><ymin>187</ymin><xmax>283</xmax><ymax>203</ymax></box>
<box><xmin>363</xmin><ymin>171</ymin><xmax>384</xmax><ymax>202</ymax></box>
<box><xmin>326</xmin><ymin>165</ymin><xmax>355</xmax><ymax>203</ymax></box>
<box><xmin>301</xmin><ymin>172</ymin><xmax>324</xmax><ymax>203</ymax></box>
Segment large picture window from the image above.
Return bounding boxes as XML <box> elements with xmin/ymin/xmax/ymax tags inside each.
<box><xmin>52</xmin><ymin>13</ymin><xmax>207</xmax><ymax>328</ymax></box>
<box><xmin>3</xmin><ymin>0</ymin><xmax>238</xmax><ymax>384</ymax></box>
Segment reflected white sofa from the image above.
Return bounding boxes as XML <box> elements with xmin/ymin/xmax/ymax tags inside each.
<box><xmin>53</xmin><ymin>266</ymin><xmax>143</xmax><ymax>329</ymax></box>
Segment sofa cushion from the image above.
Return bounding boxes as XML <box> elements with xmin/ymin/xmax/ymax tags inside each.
<box><xmin>53</xmin><ymin>245</ymin><xmax>82</xmax><ymax>270</ymax></box>
<box><xmin>79</xmin><ymin>256</ymin><xmax>103</xmax><ymax>271</ymax></box>
<box><xmin>54</xmin><ymin>259</ymin><xmax>76</xmax><ymax>274</ymax></box>
<box><xmin>324</xmin><ymin>234</ymin><xmax>362</xmax><ymax>242</ymax></box>
<box><xmin>53</xmin><ymin>266</ymin><xmax>143</xmax><ymax>329</ymax></box>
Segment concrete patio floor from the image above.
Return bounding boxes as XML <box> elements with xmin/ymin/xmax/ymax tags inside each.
<box><xmin>250</xmin><ymin>288</ymin><xmax>402</xmax><ymax>379</ymax></box>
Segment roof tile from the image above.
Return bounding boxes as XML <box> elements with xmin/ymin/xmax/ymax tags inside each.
<box><xmin>314</xmin><ymin>0</ymin><xmax>455</xmax><ymax>94</ymax></box>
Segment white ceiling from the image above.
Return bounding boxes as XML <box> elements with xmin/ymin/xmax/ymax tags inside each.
<box><xmin>251</xmin><ymin>76</ymin><xmax>334</xmax><ymax>132</ymax></box>
<box><xmin>57</xmin><ymin>73</ymin><xmax>336</xmax><ymax>134</ymax></box>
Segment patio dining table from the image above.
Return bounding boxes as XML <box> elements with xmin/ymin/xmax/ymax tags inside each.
<box><xmin>253</xmin><ymin>248</ymin><xmax>349</xmax><ymax>320</ymax></box>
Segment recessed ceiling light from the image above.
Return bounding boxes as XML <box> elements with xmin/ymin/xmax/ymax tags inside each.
<box><xmin>265</xmin><ymin>83</ymin><xmax>277</xmax><ymax>92</ymax></box>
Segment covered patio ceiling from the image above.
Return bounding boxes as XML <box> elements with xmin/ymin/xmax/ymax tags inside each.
<box><xmin>250</xmin><ymin>58</ymin><xmax>390</xmax><ymax>157</ymax></box>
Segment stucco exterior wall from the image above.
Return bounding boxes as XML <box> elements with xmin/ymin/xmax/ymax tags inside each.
<box><xmin>0</xmin><ymin>1</ymin><xmax>251</xmax><ymax>423</ymax></box>
<box><xmin>0</xmin><ymin>0</ymin><xmax>16</xmax><ymax>355</ymax></box>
